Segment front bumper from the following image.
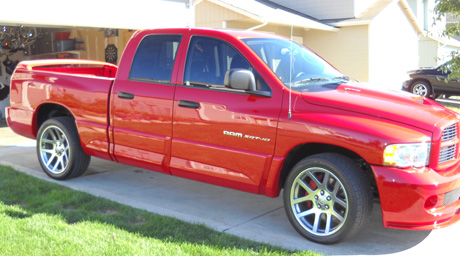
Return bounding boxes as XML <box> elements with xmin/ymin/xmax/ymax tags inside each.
<box><xmin>401</xmin><ymin>80</ymin><xmax>412</xmax><ymax>92</ymax></box>
<box><xmin>372</xmin><ymin>165</ymin><xmax>460</xmax><ymax>230</ymax></box>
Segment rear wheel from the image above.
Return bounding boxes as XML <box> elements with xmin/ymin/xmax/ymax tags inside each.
<box><xmin>283</xmin><ymin>153</ymin><xmax>372</xmax><ymax>244</ymax></box>
<box><xmin>37</xmin><ymin>117</ymin><xmax>90</xmax><ymax>180</ymax></box>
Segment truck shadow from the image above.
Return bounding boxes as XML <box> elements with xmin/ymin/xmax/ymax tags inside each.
<box><xmin>326</xmin><ymin>202</ymin><xmax>431</xmax><ymax>255</ymax></box>
<box><xmin>76</xmin><ymin>163</ymin><xmax>434</xmax><ymax>255</ymax></box>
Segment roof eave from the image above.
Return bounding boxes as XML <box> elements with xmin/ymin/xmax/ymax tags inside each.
<box><xmin>399</xmin><ymin>0</ymin><xmax>425</xmax><ymax>36</ymax></box>
<box><xmin>205</xmin><ymin>0</ymin><xmax>338</xmax><ymax>32</ymax></box>
<box><xmin>328</xmin><ymin>20</ymin><xmax>372</xmax><ymax>27</ymax></box>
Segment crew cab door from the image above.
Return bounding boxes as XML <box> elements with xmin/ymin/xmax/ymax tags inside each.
<box><xmin>171</xmin><ymin>35</ymin><xmax>283</xmax><ymax>193</ymax></box>
<box><xmin>110</xmin><ymin>31</ymin><xmax>185</xmax><ymax>173</ymax></box>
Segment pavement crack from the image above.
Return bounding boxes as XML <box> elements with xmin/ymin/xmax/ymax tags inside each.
<box><xmin>222</xmin><ymin>206</ymin><xmax>284</xmax><ymax>232</ymax></box>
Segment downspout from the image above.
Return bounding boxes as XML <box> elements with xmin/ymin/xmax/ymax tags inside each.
<box><xmin>188</xmin><ymin>0</ymin><xmax>193</xmax><ymax>28</ymax></box>
<box><xmin>247</xmin><ymin>19</ymin><xmax>268</xmax><ymax>31</ymax></box>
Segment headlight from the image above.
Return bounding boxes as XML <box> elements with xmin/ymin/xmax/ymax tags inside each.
<box><xmin>383</xmin><ymin>143</ymin><xmax>431</xmax><ymax>168</ymax></box>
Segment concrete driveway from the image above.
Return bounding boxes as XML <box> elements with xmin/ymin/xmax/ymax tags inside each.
<box><xmin>0</xmin><ymin>119</ymin><xmax>458</xmax><ymax>256</ymax></box>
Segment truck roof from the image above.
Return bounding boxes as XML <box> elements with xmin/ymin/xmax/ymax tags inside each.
<box><xmin>137</xmin><ymin>27</ymin><xmax>284</xmax><ymax>40</ymax></box>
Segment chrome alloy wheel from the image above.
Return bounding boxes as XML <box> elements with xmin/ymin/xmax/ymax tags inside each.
<box><xmin>412</xmin><ymin>83</ymin><xmax>428</xmax><ymax>96</ymax></box>
<box><xmin>289</xmin><ymin>167</ymin><xmax>349</xmax><ymax>236</ymax></box>
<box><xmin>39</xmin><ymin>125</ymin><xmax>71</xmax><ymax>175</ymax></box>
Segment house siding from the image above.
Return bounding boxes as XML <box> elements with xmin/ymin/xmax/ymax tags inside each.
<box><xmin>368</xmin><ymin>1</ymin><xmax>419</xmax><ymax>89</ymax></box>
<box><xmin>193</xmin><ymin>0</ymin><xmax>425</xmax><ymax>91</ymax></box>
<box><xmin>303</xmin><ymin>26</ymin><xmax>370</xmax><ymax>83</ymax></box>
<box><xmin>196</xmin><ymin>1</ymin><xmax>247</xmax><ymax>28</ymax></box>
<box><xmin>419</xmin><ymin>38</ymin><xmax>439</xmax><ymax>67</ymax></box>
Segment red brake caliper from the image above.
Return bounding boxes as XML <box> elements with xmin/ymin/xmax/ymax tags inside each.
<box><xmin>305</xmin><ymin>174</ymin><xmax>322</xmax><ymax>208</ymax></box>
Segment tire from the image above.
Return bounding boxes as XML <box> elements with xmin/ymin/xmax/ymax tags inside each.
<box><xmin>283</xmin><ymin>153</ymin><xmax>373</xmax><ymax>244</ymax></box>
<box><xmin>410</xmin><ymin>81</ymin><xmax>431</xmax><ymax>97</ymax></box>
<box><xmin>36</xmin><ymin>117</ymin><xmax>91</xmax><ymax>180</ymax></box>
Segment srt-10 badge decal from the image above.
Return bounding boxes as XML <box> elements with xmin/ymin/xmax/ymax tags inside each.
<box><xmin>223</xmin><ymin>130</ymin><xmax>271</xmax><ymax>142</ymax></box>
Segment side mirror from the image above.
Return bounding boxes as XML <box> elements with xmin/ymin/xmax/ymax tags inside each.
<box><xmin>224</xmin><ymin>69</ymin><xmax>256</xmax><ymax>91</ymax></box>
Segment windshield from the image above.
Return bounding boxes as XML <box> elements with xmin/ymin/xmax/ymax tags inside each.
<box><xmin>242</xmin><ymin>38</ymin><xmax>345</xmax><ymax>91</ymax></box>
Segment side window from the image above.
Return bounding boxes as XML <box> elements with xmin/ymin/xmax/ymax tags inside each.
<box><xmin>184</xmin><ymin>36</ymin><xmax>270</xmax><ymax>92</ymax></box>
<box><xmin>130</xmin><ymin>34</ymin><xmax>181</xmax><ymax>83</ymax></box>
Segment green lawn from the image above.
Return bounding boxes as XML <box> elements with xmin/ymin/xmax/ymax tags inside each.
<box><xmin>0</xmin><ymin>165</ymin><xmax>320</xmax><ymax>256</ymax></box>
<box><xmin>447</xmin><ymin>104</ymin><xmax>460</xmax><ymax>113</ymax></box>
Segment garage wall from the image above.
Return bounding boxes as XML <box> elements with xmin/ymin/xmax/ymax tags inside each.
<box><xmin>302</xmin><ymin>25</ymin><xmax>370</xmax><ymax>82</ymax></box>
<box><xmin>70</xmin><ymin>29</ymin><xmax>135</xmax><ymax>64</ymax></box>
<box><xmin>368</xmin><ymin>1</ymin><xmax>419</xmax><ymax>90</ymax></box>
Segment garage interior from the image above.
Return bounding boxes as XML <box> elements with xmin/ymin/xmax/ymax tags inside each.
<box><xmin>0</xmin><ymin>26</ymin><xmax>136</xmax><ymax>118</ymax></box>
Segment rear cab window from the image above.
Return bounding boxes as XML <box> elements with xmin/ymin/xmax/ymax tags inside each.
<box><xmin>130</xmin><ymin>34</ymin><xmax>182</xmax><ymax>83</ymax></box>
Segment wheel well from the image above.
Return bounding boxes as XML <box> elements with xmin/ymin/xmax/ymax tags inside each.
<box><xmin>35</xmin><ymin>104</ymin><xmax>73</xmax><ymax>135</ymax></box>
<box><xmin>278</xmin><ymin>143</ymin><xmax>377</xmax><ymax>194</ymax></box>
<box><xmin>410</xmin><ymin>78</ymin><xmax>431</xmax><ymax>88</ymax></box>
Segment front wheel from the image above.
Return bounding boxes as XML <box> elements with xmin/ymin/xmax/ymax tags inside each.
<box><xmin>283</xmin><ymin>153</ymin><xmax>372</xmax><ymax>244</ymax></box>
<box><xmin>410</xmin><ymin>81</ymin><xmax>431</xmax><ymax>97</ymax></box>
<box><xmin>37</xmin><ymin>117</ymin><xmax>91</xmax><ymax>180</ymax></box>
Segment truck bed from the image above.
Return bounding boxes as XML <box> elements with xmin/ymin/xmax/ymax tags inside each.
<box><xmin>8</xmin><ymin>59</ymin><xmax>118</xmax><ymax>159</ymax></box>
<box><xmin>17</xmin><ymin>59</ymin><xmax>118</xmax><ymax>78</ymax></box>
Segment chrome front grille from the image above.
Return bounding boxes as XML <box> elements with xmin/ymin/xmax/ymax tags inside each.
<box><xmin>439</xmin><ymin>145</ymin><xmax>457</xmax><ymax>164</ymax></box>
<box><xmin>442</xmin><ymin>124</ymin><xmax>458</xmax><ymax>141</ymax></box>
<box><xmin>439</xmin><ymin>123</ymin><xmax>459</xmax><ymax>164</ymax></box>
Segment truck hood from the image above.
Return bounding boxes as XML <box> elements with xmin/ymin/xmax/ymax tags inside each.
<box><xmin>407</xmin><ymin>67</ymin><xmax>436</xmax><ymax>74</ymax></box>
<box><xmin>301</xmin><ymin>83</ymin><xmax>454</xmax><ymax>132</ymax></box>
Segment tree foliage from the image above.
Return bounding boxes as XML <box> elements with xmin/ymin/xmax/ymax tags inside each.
<box><xmin>435</xmin><ymin>0</ymin><xmax>460</xmax><ymax>79</ymax></box>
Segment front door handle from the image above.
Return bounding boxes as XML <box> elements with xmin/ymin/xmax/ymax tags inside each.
<box><xmin>118</xmin><ymin>92</ymin><xmax>134</xmax><ymax>100</ymax></box>
<box><xmin>178</xmin><ymin>100</ymin><xmax>200</xmax><ymax>109</ymax></box>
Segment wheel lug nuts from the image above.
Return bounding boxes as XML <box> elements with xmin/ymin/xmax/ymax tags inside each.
<box><xmin>327</xmin><ymin>196</ymin><xmax>331</xmax><ymax>201</ymax></box>
<box><xmin>321</xmin><ymin>190</ymin><xmax>325</xmax><ymax>195</ymax></box>
<box><xmin>315</xmin><ymin>195</ymin><xmax>318</xmax><ymax>199</ymax></box>
<box><xmin>325</xmin><ymin>205</ymin><xmax>329</xmax><ymax>209</ymax></box>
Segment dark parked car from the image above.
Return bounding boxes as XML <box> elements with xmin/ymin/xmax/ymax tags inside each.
<box><xmin>402</xmin><ymin>63</ymin><xmax>460</xmax><ymax>98</ymax></box>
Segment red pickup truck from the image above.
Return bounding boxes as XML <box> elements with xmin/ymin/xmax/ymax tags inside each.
<box><xmin>7</xmin><ymin>28</ymin><xmax>460</xmax><ymax>244</ymax></box>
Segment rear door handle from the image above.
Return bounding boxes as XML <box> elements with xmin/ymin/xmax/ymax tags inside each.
<box><xmin>178</xmin><ymin>100</ymin><xmax>200</xmax><ymax>109</ymax></box>
<box><xmin>118</xmin><ymin>92</ymin><xmax>134</xmax><ymax>100</ymax></box>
